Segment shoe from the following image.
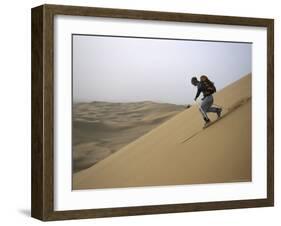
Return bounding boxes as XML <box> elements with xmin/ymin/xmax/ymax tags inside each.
<box><xmin>204</xmin><ymin>117</ymin><xmax>211</xmax><ymax>125</ymax></box>
<box><xmin>217</xmin><ymin>108</ymin><xmax>222</xmax><ymax>118</ymax></box>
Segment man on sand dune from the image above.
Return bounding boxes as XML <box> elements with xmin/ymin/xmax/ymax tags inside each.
<box><xmin>191</xmin><ymin>75</ymin><xmax>222</xmax><ymax>126</ymax></box>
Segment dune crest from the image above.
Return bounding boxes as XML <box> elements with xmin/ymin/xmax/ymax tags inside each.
<box><xmin>73</xmin><ymin>74</ymin><xmax>252</xmax><ymax>190</ymax></box>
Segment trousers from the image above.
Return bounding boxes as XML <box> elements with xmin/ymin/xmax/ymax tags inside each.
<box><xmin>200</xmin><ymin>95</ymin><xmax>220</xmax><ymax>118</ymax></box>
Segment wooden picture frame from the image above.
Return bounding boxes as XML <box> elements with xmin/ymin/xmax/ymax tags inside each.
<box><xmin>31</xmin><ymin>4</ymin><xmax>274</xmax><ymax>221</ymax></box>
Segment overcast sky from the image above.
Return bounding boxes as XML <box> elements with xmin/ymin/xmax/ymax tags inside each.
<box><xmin>73</xmin><ymin>35</ymin><xmax>251</xmax><ymax>105</ymax></box>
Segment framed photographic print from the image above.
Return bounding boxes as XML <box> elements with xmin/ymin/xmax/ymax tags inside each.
<box><xmin>31</xmin><ymin>4</ymin><xmax>274</xmax><ymax>221</ymax></box>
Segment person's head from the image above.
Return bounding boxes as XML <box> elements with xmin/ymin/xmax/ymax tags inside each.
<box><xmin>200</xmin><ymin>75</ymin><xmax>208</xmax><ymax>82</ymax></box>
<box><xmin>191</xmin><ymin>77</ymin><xmax>199</xmax><ymax>86</ymax></box>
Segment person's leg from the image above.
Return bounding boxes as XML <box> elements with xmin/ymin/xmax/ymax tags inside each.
<box><xmin>204</xmin><ymin>95</ymin><xmax>222</xmax><ymax>116</ymax></box>
<box><xmin>201</xmin><ymin>96</ymin><xmax>213</xmax><ymax>113</ymax></box>
<box><xmin>199</xmin><ymin>107</ymin><xmax>209</xmax><ymax>121</ymax></box>
<box><xmin>200</xmin><ymin>96</ymin><xmax>213</xmax><ymax>123</ymax></box>
<box><xmin>208</xmin><ymin>106</ymin><xmax>220</xmax><ymax>113</ymax></box>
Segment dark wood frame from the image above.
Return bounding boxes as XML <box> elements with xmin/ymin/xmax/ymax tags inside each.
<box><xmin>31</xmin><ymin>4</ymin><xmax>274</xmax><ymax>221</ymax></box>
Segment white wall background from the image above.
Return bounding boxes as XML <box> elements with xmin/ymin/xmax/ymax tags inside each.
<box><xmin>0</xmin><ymin>0</ymin><xmax>279</xmax><ymax>225</ymax></box>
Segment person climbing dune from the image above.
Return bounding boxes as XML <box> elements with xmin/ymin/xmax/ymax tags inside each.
<box><xmin>191</xmin><ymin>75</ymin><xmax>222</xmax><ymax>125</ymax></box>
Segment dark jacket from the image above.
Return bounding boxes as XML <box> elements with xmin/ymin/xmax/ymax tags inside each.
<box><xmin>195</xmin><ymin>82</ymin><xmax>215</xmax><ymax>100</ymax></box>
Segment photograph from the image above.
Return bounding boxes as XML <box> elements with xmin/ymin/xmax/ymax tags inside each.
<box><xmin>71</xmin><ymin>34</ymin><xmax>252</xmax><ymax>190</ymax></box>
<box><xmin>30</xmin><ymin>4</ymin><xmax>274</xmax><ymax>221</ymax></box>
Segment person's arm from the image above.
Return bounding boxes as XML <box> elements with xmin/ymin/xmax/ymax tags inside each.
<box><xmin>194</xmin><ymin>84</ymin><xmax>202</xmax><ymax>100</ymax></box>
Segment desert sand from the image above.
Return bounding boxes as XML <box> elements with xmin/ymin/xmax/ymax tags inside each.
<box><xmin>73</xmin><ymin>74</ymin><xmax>252</xmax><ymax>190</ymax></box>
<box><xmin>73</xmin><ymin>101</ymin><xmax>185</xmax><ymax>172</ymax></box>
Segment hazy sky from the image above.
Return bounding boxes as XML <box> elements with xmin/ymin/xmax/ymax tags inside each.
<box><xmin>73</xmin><ymin>35</ymin><xmax>251</xmax><ymax>105</ymax></box>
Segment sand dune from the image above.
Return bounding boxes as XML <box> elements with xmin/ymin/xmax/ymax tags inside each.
<box><xmin>73</xmin><ymin>101</ymin><xmax>185</xmax><ymax>172</ymax></box>
<box><xmin>73</xmin><ymin>74</ymin><xmax>252</xmax><ymax>190</ymax></box>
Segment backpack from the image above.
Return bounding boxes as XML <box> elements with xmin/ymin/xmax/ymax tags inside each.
<box><xmin>200</xmin><ymin>75</ymin><xmax>216</xmax><ymax>96</ymax></box>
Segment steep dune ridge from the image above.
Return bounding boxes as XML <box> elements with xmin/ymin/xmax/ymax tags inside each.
<box><xmin>73</xmin><ymin>74</ymin><xmax>252</xmax><ymax>189</ymax></box>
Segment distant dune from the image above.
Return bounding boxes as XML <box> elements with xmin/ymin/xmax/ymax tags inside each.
<box><xmin>73</xmin><ymin>101</ymin><xmax>185</xmax><ymax>173</ymax></box>
<box><xmin>73</xmin><ymin>74</ymin><xmax>252</xmax><ymax>190</ymax></box>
